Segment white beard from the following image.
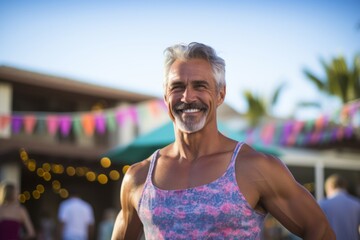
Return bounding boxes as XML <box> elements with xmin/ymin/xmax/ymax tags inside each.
<box><xmin>174</xmin><ymin>113</ymin><xmax>207</xmax><ymax>133</ymax></box>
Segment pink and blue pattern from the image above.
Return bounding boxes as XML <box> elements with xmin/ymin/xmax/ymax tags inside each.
<box><xmin>138</xmin><ymin>142</ymin><xmax>265</xmax><ymax>239</ymax></box>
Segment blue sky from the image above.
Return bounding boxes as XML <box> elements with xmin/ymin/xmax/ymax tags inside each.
<box><xmin>1</xmin><ymin>0</ymin><xmax>359</xmax><ymax>119</ymax></box>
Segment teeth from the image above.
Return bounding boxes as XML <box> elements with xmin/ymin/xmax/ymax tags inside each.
<box><xmin>183</xmin><ymin>109</ymin><xmax>200</xmax><ymax>113</ymax></box>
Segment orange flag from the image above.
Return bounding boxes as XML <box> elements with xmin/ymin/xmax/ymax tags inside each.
<box><xmin>24</xmin><ymin>115</ymin><xmax>37</xmax><ymax>134</ymax></box>
<box><xmin>82</xmin><ymin>114</ymin><xmax>95</xmax><ymax>136</ymax></box>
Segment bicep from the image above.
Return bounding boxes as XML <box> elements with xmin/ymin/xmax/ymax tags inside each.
<box><xmin>111</xmin><ymin>209</ymin><xmax>143</xmax><ymax>240</ymax></box>
<box><xmin>112</xmin><ymin>169</ymin><xmax>144</xmax><ymax>240</ymax></box>
<box><xmin>259</xmin><ymin>157</ymin><xmax>327</xmax><ymax>237</ymax></box>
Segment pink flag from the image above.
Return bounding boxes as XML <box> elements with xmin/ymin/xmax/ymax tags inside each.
<box><xmin>95</xmin><ymin>113</ymin><xmax>106</xmax><ymax>134</ymax></box>
<box><xmin>128</xmin><ymin>107</ymin><xmax>138</xmax><ymax>124</ymax></box>
<box><xmin>46</xmin><ymin>115</ymin><xmax>59</xmax><ymax>135</ymax></box>
<box><xmin>59</xmin><ymin>115</ymin><xmax>72</xmax><ymax>136</ymax></box>
<box><xmin>116</xmin><ymin>110</ymin><xmax>126</xmax><ymax>126</ymax></box>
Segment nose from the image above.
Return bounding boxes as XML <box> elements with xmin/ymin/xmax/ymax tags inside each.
<box><xmin>181</xmin><ymin>86</ymin><xmax>196</xmax><ymax>103</ymax></box>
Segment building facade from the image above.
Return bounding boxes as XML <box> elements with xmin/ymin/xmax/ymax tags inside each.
<box><xmin>0</xmin><ymin>65</ymin><xmax>169</xmax><ymax>237</ymax></box>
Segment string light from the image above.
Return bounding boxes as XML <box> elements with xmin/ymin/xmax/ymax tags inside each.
<box><xmin>52</xmin><ymin>164</ymin><xmax>64</xmax><ymax>174</ymax></box>
<box><xmin>75</xmin><ymin>167</ymin><xmax>86</xmax><ymax>177</ymax></box>
<box><xmin>97</xmin><ymin>174</ymin><xmax>108</xmax><ymax>184</ymax></box>
<box><xmin>109</xmin><ymin>170</ymin><xmax>120</xmax><ymax>181</ymax></box>
<box><xmin>86</xmin><ymin>171</ymin><xmax>96</xmax><ymax>182</ymax></box>
<box><xmin>19</xmin><ymin>148</ymin><xmax>123</xmax><ymax>203</ymax></box>
<box><xmin>43</xmin><ymin>172</ymin><xmax>52</xmax><ymax>181</ymax></box>
<box><xmin>52</xmin><ymin>180</ymin><xmax>61</xmax><ymax>190</ymax></box>
<box><xmin>18</xmin><ymin>194</ymin><xmax>26</xmax><ymax>203</ymax></box>
<box><xmin>19</xmin><ymin>148</ymin><xmax>28</xmax><ymax>161</ymax></box>
<box><xmin>24</xmin><ymin>191</ymin><xmax>30</xmax><ymax>200</ymax></box>
<box><xmin>304</xmin><ymin>182</ymin><xmax>315</xmax><ymax>192</ymax></box>
<box><xmin>36</xmin><ymin>184</ymin><xmax>45</xmax><ymax>193</ymax></box>
<box><xmin>100</xmin><ymin>157</ymin><xmax>111</xmax><ymax>168</ymax></box>
<box><xmin>32</xmin><ymin>190</ymin><xmax>41</xmax><ymax>199</ymax></box>
<box><xmin>59</xmin><ymin>188</ymin><xmax>69</xmax><ymax>198</ymax></box>
<box><xmin>122</xmin><ymin>165</ymin><xmax>130</xmax><ymax>174</ymax></box>
<box><xmin>37</xmin><ymin>168</ymin><xmax>45</xmax><ymax>177</ymax></box>
<box><xmin>27</xmin><ymin>159</ymin><xmax>36</xmax><ymax>172</ymax></box>
<box><xmin>42</xmin><ymin>163</ymin><xmax>51</xmax><ymax>172</ymax></box>
<box><xmin>66</xmin><ymin>166</ymin><xmax>76</xmax><ymax>176</ymax></box>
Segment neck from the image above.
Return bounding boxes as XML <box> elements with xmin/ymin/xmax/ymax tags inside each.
<box><xmin>327</xmin><ymin>188</ymin><xmax>345</xmax><ymax>198</ymax></box>
<box><xmin>173</xmin><ymin>124</ymin><xmax>223</xmax><ymax>162</ymax></box>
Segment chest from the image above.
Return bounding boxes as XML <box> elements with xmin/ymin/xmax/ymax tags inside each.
<box><xmin>152</xmin><ymin>152</ymin><xmax>233</xmax><ymax>190</ymax></box>
<box><xmin>138</xmin><ymin>171</ymin><xmax>265</xmax><ymax>238</ymax></box>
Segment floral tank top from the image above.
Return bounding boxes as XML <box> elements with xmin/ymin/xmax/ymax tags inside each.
<box><xmin>138</xmin><ymin>142</ymin><xmax>266</xmax><ymax>240</ymax></box>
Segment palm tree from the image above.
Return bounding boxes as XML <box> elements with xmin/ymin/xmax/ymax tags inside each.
<box><xmin>303</xmin><ymin>54</ymin><xmax>360</xmax><ymax>104</ymax></box>
<box><xmin>242</xmin><ymin>82</ymin><xmax>286</xmax><ymax>127</ymax></box>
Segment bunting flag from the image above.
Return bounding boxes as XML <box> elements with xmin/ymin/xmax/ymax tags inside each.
<box><xmin>0</xmin><ymin>99</ymin><xmax>359</xmax><ymax>147</ymax></box>
<box><xmin>242</xmin><ymin>99</ymin><xmax>360</xmax><ymax>147</ymax></box>
<box><xmin>59</xmin><ymin>115</ymin><xmax>72</xmax><ymax>136</ymax></box>
<box><xmin>23</xmin><ymin>115</ymin><xmax>36</xmax><ymax>134</ymax></box>
<box><xmin>0</xmin><ymin>99</ymin><xmax>168</xmax><ymax>138</ymax></box>
<box><xmin>82</xmin><ymin>114</ymin><xmax>95</xmax><ymax>137</ymax></box>
<box><xmin>47</xmin><ymin>115</ymin><xmax>59</xmax><ymax>136</ymax></box>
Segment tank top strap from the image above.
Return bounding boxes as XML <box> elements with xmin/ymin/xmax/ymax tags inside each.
<box><xmin>147</xmin><ymin>143</ymin><xmax>243</xmax><ymax>181</ymax></box>
<box><xmin>146</xmin><ymin>149</ymin><xmax>160</xmax><ymax>182</ymax></box>
<box><xmin>229</xmin><ymin>142</ymin><xmax>244</xmax><ymax>168</ymax></box>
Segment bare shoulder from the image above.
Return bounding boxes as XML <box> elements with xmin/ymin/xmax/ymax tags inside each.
<box><xmin>120</xmin><ymin>155</ymin><xmax>153</xmax><ymax>212</ymax></box>
<box><xmin>237</xmin><ymin>143</ymin><xmax>288</xmax><ymax>176</ymax></box>
<box><xmin>236</xmin><ymin>143</ymin><xmax>297</xmax><ymax>199</ymax></box>
<box><xmin>123</xmin><ymin>156</ymin><xmax>152</xmax><ymax>189</ymax></box>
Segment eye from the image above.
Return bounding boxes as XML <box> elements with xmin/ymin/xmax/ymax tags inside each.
<box><xmin>168</xmin><ymin>86</ymin><xmax>182</xmax><ymax>94</ymax></box>
<box><xmin>194</xmin><ymin>82</ymin><xmax>208</xmax><ymax>90</ymax></box>
<box><xmin>169</xmin><ymin>83</ymin><xmax>185</xmax><ymax>92</ymax></box>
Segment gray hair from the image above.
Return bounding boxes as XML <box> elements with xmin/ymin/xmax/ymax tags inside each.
<box><xmin>163</xmin><ymin>42</ymin><xmax>226</xmax><ymax>92</ymax></box>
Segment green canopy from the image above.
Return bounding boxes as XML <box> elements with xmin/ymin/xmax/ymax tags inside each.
<box><xmin>103</xmin><ymin>121</ymin><xmax>281</xmax><ymax>165</ymax></box>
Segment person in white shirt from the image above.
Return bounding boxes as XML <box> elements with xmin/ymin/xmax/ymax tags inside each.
<box><xmin>58</xmin><ymin>189</ymin><xmax>95</xmax><ymax>240</ymax></box>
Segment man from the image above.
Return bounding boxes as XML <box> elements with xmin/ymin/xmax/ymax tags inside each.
<box><xmin>319</xmin><ymin>174</ymin><xmax>360</xmax><ymax>240</ymax></box>
<box><xmin>111</xmin><ymin>42</ymin><xmax>334</xmax><ymax>239</ymax></box>
<box><xmin>58</xmin><ymin>189</ymin><xmax>95</xmax><ymax>240</ymax></box>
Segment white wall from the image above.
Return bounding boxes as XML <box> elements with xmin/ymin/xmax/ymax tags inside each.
<box><xmin>0</xmin><ymin>83</ymin><xmax>12</xmax><ymax>138</ymax></box>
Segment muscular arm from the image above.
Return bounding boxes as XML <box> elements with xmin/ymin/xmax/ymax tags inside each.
<box><xmin>111</xmin><ymin>161</ymin><xmax>149</xmax><ymax>240</ymax></box>
<box><xmin>257</xmin><ymin>155</ymin><xmax>335</xmax><ymax>239</ymax></box>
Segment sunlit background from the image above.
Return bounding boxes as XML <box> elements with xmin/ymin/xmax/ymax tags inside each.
<box><xmin>1</xmin><ymin>0</ymin><xmax>359</xmax><ymax>118</ymax></box>
<box><xmin>1</xmin><ymin>1</ymin><xmax>360</xmax><ymax>239</ymax></box>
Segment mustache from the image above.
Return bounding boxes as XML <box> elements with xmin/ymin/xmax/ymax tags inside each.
<box><xmin>173</xmin><ymin>102</ymin><xmax>207</xmax><ymax>111</ymax></box>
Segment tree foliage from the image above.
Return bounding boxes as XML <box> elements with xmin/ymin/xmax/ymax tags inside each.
<box><xmin>242</xmin><ymin>82</ymin><xmax>286</xmax><ymax>126</ymax></box>
<box><xmin>303</xmin><ymin>54</ymin><xmax>360</xmax><ymax>104</ymax></box>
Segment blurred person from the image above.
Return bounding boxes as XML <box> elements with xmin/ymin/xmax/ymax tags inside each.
<box><xmin>38</xmin><ymin>209</ymin><xmax>55</xmax><ymax>240</ymax></box>
<box><xmin>111</xmin><ymin>42</ymin><xmax>334</xmax><ymax>240</ymax></box>
<box><xmin>0</xmin><ymin>182</ymin><xmax>36</xmax><ymax>239</ymax></box>
<box><xmin>57</xmin><ymin>189</ymin><xmax>95</xmax><ymax>240</ymax></box>
<box><xmin>319</xmin><ymin>174</ymin><xmax>360</xmax><ymax>240</ymax></box>
<box><xmin>98</xmin><ymin>208</ymin><xmax>117</xmax><ymax>240</ymax></box>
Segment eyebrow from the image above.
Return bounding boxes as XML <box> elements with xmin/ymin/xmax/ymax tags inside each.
<box><xmin>192</xmin><ymin>80</ymin><xmax>209</xmax><ymax>86</ymax></box>
<box><xmin>169</xmin><ymin>80</ymin><xmax>209</xmax><ymax>85</ymax></box>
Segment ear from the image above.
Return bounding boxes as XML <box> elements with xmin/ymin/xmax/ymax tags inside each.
<box><xmin>163</xmin><ymin>94</ymin><xmax>171</xmax><ymax>110</ymax></box>
<box><xmin>217</xmin><ymin>86</ymin><xmax>226</xmax><ymax>106</ymax></box>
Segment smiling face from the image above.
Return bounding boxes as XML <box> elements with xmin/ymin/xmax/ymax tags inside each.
<box><xmin>164</xmin><ymin>58</ymin><xmax>225</xmax><ymax>133</ymax></box>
